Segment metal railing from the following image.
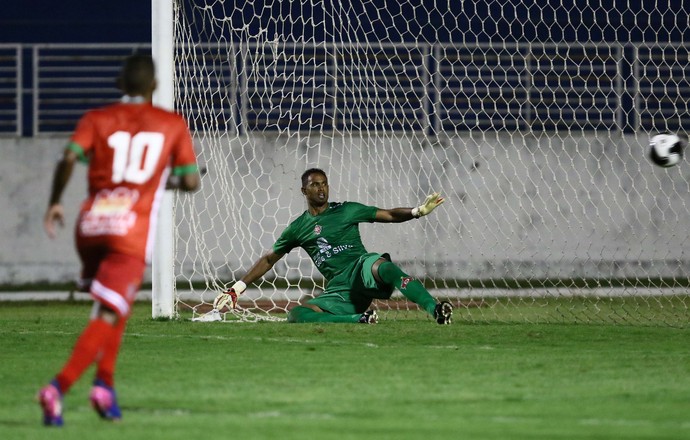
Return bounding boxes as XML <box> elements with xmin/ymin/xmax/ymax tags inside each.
<box><xmin>0</xmin><ymin>45</ymin><xmax>22</xmax><ymax>136</ymax></box>
<box><xmin>2</xmin><ymin>42</ymin><xmax>688</xmax><ymax>136</ymax></box>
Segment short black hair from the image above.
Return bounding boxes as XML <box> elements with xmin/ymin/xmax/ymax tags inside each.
<box><xmin>301</xmin><ymin>168</ymin><xmax>327</xmax><ymax>188</ymax></box>
<box><xmin>118</xmin><ymin>54</ymin><xmax>155</xmax><ymax>96</ymax></box>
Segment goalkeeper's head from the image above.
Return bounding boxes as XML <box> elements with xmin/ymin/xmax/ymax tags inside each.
<box><xmin>300</xmin><ymin>168</ymin><xmax>329</xmax><ymax>208</ymax></box>
<box><xmin>117</xmin><ymin>54</ymin><xmax>156</xmax><ymax>100</ymax></box>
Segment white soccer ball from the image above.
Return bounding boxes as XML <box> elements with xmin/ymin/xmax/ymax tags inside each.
<box><xmin>648</xmin><ymin>133</ymin><xmax>684</xmax><ymax>168</ymax></box>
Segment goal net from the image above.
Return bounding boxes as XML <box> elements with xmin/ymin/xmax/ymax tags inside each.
<box><xmin>169</xmin><ymin>1</ymin><xmax>690</xmax><ymax>325</ymax></box>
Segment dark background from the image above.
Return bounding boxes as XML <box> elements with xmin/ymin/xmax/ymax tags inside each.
<box><xmin>2</xmin><ymin>0</ymin><xmax>687</xmax><ymax>136</ymax></box>
<box><xmin>2</xmin><ymin>0</ymin><xmax>688</xmax><ymax>44</ymax></box>
<box><xmin>1</xmin><ymin>1</ymin><xmax>151</xmax><ymax>43</ymax></box>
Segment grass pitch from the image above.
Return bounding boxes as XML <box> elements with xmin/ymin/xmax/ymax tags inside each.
<box><xmin>0</xmin><ymin>301</ymin><xmax>689</xmax><ymax>440</ymax></box>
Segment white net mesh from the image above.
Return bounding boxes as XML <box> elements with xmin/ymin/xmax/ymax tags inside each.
<box><xmin>171</xmin><ymin>1</ymin><xmax>690</xmax><ymax>325</ymax></box>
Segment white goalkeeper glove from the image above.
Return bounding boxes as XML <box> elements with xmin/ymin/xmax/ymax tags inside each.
<box><xmin>411</xmin><ymin>192</ymin><xmax>445</xmax><ymax>218</ymax></box>
<box><xmin>213</xmin><ymin>281</ymin><xmax>247</xmax><ymax>310</ymax></box>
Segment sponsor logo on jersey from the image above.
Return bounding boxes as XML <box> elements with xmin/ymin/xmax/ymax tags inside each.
<box><xmin>317</xmin><ymin>237</ymin><xmax>331</xmax><ymax>253</ymax></box>
<box><xmin>313</xmin><ymin>236</ymin><xmax>354</xmax><ymax>268</ymax></box>
<box><xmin>80</xmin><ymin>188</ymin><xmax>139</xmax><ymax>236</ymax></box>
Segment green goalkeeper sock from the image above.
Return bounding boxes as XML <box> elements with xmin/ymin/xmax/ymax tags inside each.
<box><xmin>287</xmin><ymin>306</ymin><xmax>361</xmax><ymax>323</ymax></box>
<box><xmin>377</xmin><ymin>261</ymin><xmax>437</xmax><ymax>316</ymax></box>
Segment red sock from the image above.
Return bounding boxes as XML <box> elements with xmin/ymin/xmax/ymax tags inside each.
<box><xmin>55</xmin><ymin>318</ymin><xmax>114</xmax><ymax>393</ymax></box>
<box><xmin>95</xmin><ymin>318</ymin><xmax>127</xmax><ymax>388</ymax></box>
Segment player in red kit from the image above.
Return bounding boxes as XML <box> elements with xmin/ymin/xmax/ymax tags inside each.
<box><xmin>38</xmin><ymin>54</ymin><xmax>200</xmax><ymax>426</ymax></box>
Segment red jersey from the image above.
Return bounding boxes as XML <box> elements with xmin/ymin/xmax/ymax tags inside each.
<box><xmin>70</xmin><ymin>100</ymin><xmax>198</xmax><ymax>262</ymax></box>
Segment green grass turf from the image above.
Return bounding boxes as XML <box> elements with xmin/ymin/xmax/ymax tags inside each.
<box><xmin>1</xmin><ymin>301</ymin><xmax>689</xmax><ymax>439</ymax></box>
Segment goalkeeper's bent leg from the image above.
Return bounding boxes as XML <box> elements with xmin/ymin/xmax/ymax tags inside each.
<box><xmin>287</xmin><ymin>306</ymin><xmax>361</xmax><ymax>323</ymax></box>
<box><xmin>376</xmin><ymin>261</ymin><xmax>437</xmax><ymax>316</ymax></box>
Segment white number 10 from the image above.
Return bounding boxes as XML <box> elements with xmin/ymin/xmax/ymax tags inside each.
<box><xmin>108</xmin><ymin>131</ymin><xmax>164</xmax><ymax>184</ymax></box>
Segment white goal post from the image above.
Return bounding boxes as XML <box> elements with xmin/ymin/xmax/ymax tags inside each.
<box><xmin>151</xmin><ymin>0</ymin><xmax>176</xmax><ymax>318</ymax></box>
<box><xmin>152</xmin><ymin>0</ymin><xmax>690</xmax><ymax>325</ymax></box>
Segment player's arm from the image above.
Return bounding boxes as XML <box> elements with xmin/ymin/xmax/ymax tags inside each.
<box><xmin>44</xmin><ymin>148</ymin><xmax>79</xmax><ymax>239</ymax></box>
<box><xmin>177</xmin><ymin>171</ymin><xmax>200</xmax><ymax>192</ymax></box>
<box><xmin>374</xmin><ymin>192</ymin><xmax>445</xmax><ymax>223</ymax></box>
<box><xmin>213</xmin><ymin>250</ymin><xmax>285</xmax><ymax>310</ymax></box>
<box><xmin>240</xmin><ymin>250</ymin><xmax>285</xmax><ymax>285</ymax></box>
<box><xmin>166</xmin><ymin>165</ymin><xmax>201</xmax><ymax>192</ymax></box>
<box><xmin>167</xmin><ymin>122</ymin><xmax>202</xmax><ymax>192</ymax></box>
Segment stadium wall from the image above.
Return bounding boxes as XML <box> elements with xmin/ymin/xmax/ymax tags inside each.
<box><xmin>2</xmin><ymin>134</ymin><xmax>689</xmax><ymax>286</ymax></box>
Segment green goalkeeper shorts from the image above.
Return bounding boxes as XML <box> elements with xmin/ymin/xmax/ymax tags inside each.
<box><xmin>307</xmin><ymin>252</ymin><xmax>394</xmax><ymax>315</ymax></box>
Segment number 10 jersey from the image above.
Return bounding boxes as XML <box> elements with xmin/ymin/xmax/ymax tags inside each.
<box><xmin>69</xmin><ymin>100</ymin><xmax>198</xmax><ymax>263</ymax></box>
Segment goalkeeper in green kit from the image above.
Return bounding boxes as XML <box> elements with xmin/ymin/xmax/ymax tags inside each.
<box><xmin>214</xmin><ymin>168</ymin><xmax>453</xmax><ymax>324</ymax></box>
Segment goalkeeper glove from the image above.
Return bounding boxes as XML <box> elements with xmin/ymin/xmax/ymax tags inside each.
<box><xmin>411</xmin><ymin>192</ymin><xmax>445</xmax><ymax>218</ymax></box>
<box><xmin>213</xmin><ymin>281</ymin><xmax>247</xmax><ymax>310</ymax></box>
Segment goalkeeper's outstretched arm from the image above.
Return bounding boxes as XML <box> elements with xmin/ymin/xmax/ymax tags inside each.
<box><xmin>374</xmin><ymin>192</ymin><xmax>445</xmax><ymax>223</ymax></box>
<box><xmin>239</xmin><ymin>250</ymin><xmax>285</xmax><ymax>286</ymax></box>
<box><xmin>214</xmin><ymin>250</ymin><xmax>285</xmax><ymax>310</ymax></box>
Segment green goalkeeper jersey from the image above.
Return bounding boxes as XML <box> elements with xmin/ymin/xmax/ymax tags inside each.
<box><xmin>273</xmin><ymin>201</ymin><xmax>378</xmax><ymax>281</ymax></box>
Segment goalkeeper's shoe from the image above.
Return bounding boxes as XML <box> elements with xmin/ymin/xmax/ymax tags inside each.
<box><xmin>38</xmin><ymin>381</ymin><xmax>63</xmax><ymax>427</ymax></box>
<box><xmin>359</xmin><ymin>310</ymin><xmax>378</xmax><ymax>324</ymax></box>
<box><xmin>90</xmin><ymin>379</ymin><xmax>122</xmax><ymax>421</ymax></box>
<box><xmin>434</xmin><ymin>301</ymin><xmax>453</xmax><ymax>325</ymax></box>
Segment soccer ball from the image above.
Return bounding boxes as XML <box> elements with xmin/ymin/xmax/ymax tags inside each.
<box><xmin>648</xmin><ymin>133</ymin><xmax>684</xmax><ymax>168</ymax></box>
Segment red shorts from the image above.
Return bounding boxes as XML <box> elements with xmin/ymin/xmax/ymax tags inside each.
<box><xmin>77</xmin><ymin>247</ymin><xmax>146</xmax><ymax>319</ymax></box>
